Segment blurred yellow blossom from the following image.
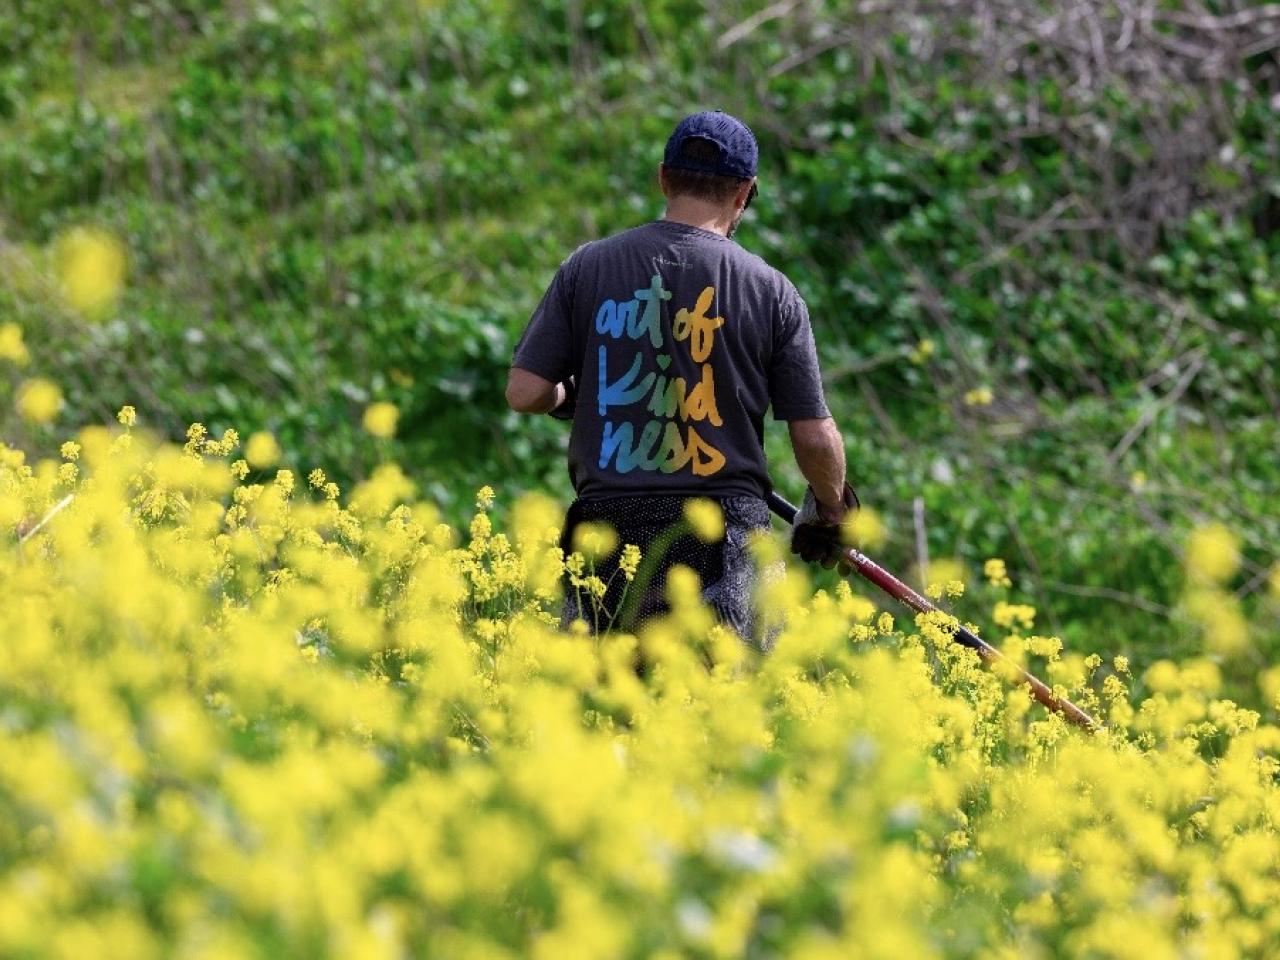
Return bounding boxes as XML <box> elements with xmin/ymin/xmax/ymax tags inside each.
<box><xmin>117</xmin><ymin>405</ymin><xmax>137</xmax><ymax>427</ymax></box>
<box><xmin>922</xmin><ymin>557</ymin><xmax>966</xmax><ymax>590</ymax></box>
<box><xmin>993</xmin><ymin>601</ymin><xmax>1036</xmax><ymax>631</ymax></box>
<box><xmin>244</xmin><ymin>431</ymin><xmax>281</xmax><ymax>469</ymax></box>
<box><xmin>16</xmin><ymin>378</ymin><xmax>62</xmax><ymax>423</ymax></box>
<box><xmin>963</xmin><ymin>386</ymin><xmax>994</xmax><ymax>406</ymax></box>
<box><xmin>984</xmin><ymin>558</ymin><xmax>1011</xmax><ymax>588</ymax></box>
<box><xmin>362</xmin><ymin>401</ymin><xmax>399</xmax><ymax>438</ymax></box>
<box><xmin>1184</xmin><ymin>589</ymin><xmax>1249</xmax><ymax>656</ymax></box>
<box><xmin>0</xmin><ymin>322</ymin><xmax>29</xmax><ymax>364</ymax></box>
<box><xmin>909</xmin><ymin>339</ymin><xmax>935</xmax><ymax>364</ymax></box>
<box><xmin>843</xmin><ymin>504</ymin><xmax>887</xmax><ymax>550</ymax></box>
<box><xmin>684</xmin><ymin>498</ymin><xmax>724</xmax><ymax>543</ymax></box>
<box><xmin>55</xmin><ymin>225</ymin><xmax>126</xmax><ymax>314</ymax></box>
<box><xmin>1186</xmin><ymin>523</ymin><xmax>1240</xmax><ymax>584</ymax></box>
<box><xmin>572</xmin><ymin>521</ymin><xmax>617</xmax><ymax>561</ymax></box>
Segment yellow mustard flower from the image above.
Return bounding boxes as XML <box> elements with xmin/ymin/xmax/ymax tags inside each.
<box><xmin>909</xmin><ymin>338</ymin><xmax>935</xmax><ymax>364</ymax></box>
<box><xmin>963</xmin><ymin>386</ymin><xmax>994</xmax><ymax>406</ymax></box>
<box><xmin>0</xmin><ymin>322</ymin><xmax>29</xmax><ymax>364</ymax></box>
<box><xmin>572</xmin><ymin>521</ymin><xmax>617</xmax><ymax>561</ymax></box>
<box><xmin>684</xmin><ymin>498</ymin><xmax>724</xmax><ymax>543</ymax></box>
<box><xmin>55</xmin><ymin>225</ymin><xmax>127</xmax><ymax>314</ymax></box>
<box><xmin>245</xmin><ymin>431</ymin><xmax>281</xmax><ymax>469</ymax></box>
<box><xmin>363</xmin><ymin>401</ymin><xmax>399</xmax><ymax>438</ymax></box>
<box><xmin>844</xmin><ymin>505</ymin><xmax>887</xmax><ymax>550</ymax></box>
<box><xmin>1186</xmin><ymin>523</ymin><xmax>1240</xmax><ymax>584</ymax></box>
<box><xmin>16</xmin><ymin>378</ymin><xmax>62</xmax><ymax>423</ymax></box>
<box><xmin>984</xmin><ymin>558</ymin><xmax>1011</xmax><ymax>588</ymax></box>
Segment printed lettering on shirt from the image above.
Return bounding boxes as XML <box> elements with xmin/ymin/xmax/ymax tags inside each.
<box><xmin>595</xmin><ymin>275</ymin><xmax>726</xmax><ymax>477</ymax></box>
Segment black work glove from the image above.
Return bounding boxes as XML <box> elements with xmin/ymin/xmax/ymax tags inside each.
<box><xmin>790</xmin><ymin>483</ymin><xmax>860</xmax><ymax>573</ymax></box>
<box><xmin>548</xmin><ymin>376</ymin><xmax>577</xmax><ymax>421</ymax></box>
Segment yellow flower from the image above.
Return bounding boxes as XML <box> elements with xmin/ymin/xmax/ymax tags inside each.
<box><xmin>922</xmin><ymin>558</ymin><xmax>966</xmax><ymax>590</ymax></box>
<box><xmin>619</xmin><ymin>543</ymin><xmax>642</xmax><ymax>581</ymax></box>
<box><xmin>1130</xmin><ymin>470</ymin><xmax>1148</xmax><ymax>491</ymax></box>
<box><xmin>117</xmin><ymin>405</ymin><xmax>137</xmax><ymax>427</ymax></box>
<box><xmin>244</xmin><ymin>432</ymin><xmax>281</xmax><ymax>469</ymax></box>
<box><xmin>1186</xmin><ymin>523</ymin><xmax>1239</xmax><ymax>584</ymax></box>
<box><xmin>475</xmin><ymin>485</ymin><xmax>496</xmax><ymax>511</ymax></box>
<box><xmin>909</xmin><ymin>339</ymin><xmax>935</xmax><ymax>364</ymax></box>
<box><xmin>843</xmin><ymin>505</ymin><xmax>887</xmax><ymax>550</ymax></box>
<box><xmin>363</xmin><ymin>401</ymin><xmax>399</xmax><ymax>438</ymax></box>
<box><xmin>60</xmin><ymin>441</ymin><xmax>81</xmax><ymax>461</ymax></box>
<box><xmin>1184</xmin><ymin>589</ymin><xmax>1249</xmax><ymax>656</ymax></box>
<box><xmin>55</xmin><ymin>225</ymin><xmax>127</xmax><ymax>314</ymax></box>
<box><xmin>16</xmin><ymin>378</ymin><xmax>62</xmax><ymax>423</ymax></box>
<box><xmin>963</xmin><ymin>386</ymin><xmax>993</xmax><ymax>406</ymax></box>
<box><xmin>572</xmin><ymin>521</ymin><xmax>617</xmax><ymax>561</ymax></box>
<box><xmin>993</xmin><ymin>601</ymin><xmax>1036</xmax><ymax>631</ymax></box>
<box><xmin>683</xmin><ymin>498</ymin><xmax>724</xmax><ymax>543</ymax></box>
<box><xmin>983</xmin><ymin>558</ymin><xmax>1011</xmax><ymax>588</ymax></box>
<box><xmin>0</xmin><ymin>322</ymin><xmax>29</xmax><ymax>364</ymax></box>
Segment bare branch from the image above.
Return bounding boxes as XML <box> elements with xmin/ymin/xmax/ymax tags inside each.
<box><xmin>717</xmin><ymin>0</ymin><xmax>798</xmax><ymax>50</ymax></box>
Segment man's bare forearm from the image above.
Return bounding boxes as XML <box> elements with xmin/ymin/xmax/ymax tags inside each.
<box><xmin>506</xmin><ymin>367</ymin><xmax>566</xmax><ymax>414</ymax></box>
<box><xmin>787</xmin><ymin>418</ymin><xmax>847</xmax><ymax>510</ymax></box>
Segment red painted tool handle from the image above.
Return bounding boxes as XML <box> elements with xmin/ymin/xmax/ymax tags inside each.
<box><xmin>766</xmin><ymin>490</ymin><xmax>1097</xmax><ymax>730</ymax></box>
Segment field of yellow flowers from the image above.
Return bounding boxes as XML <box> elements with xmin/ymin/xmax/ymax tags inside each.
<box><xmin>2</xmin><ymin>404</ymin><xmax>1279</xmax><ymax>959</ymax></box>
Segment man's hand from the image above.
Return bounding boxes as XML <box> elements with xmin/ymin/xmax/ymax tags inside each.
<box><xmin>790</xmin><ymin>482</ymin><xmax>859</xmax><ymax>573</ymax></box>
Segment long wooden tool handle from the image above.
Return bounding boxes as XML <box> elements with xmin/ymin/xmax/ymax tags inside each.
<box><xmin>767</xmin><ymin>491</ymin><xmax>1098</xmax><ymax>731</ymax></box>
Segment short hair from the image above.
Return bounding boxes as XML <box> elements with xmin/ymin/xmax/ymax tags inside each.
<box><xmin>662</xmin><ymin>136</ymin><xmax>750</xmax><ymax>204</ymax></box>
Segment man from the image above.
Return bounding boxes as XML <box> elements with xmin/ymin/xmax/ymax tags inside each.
<box><xmin>506</xmin><ymin>109</ymin><xmax>857</xmax><ymax>645</ymax></box>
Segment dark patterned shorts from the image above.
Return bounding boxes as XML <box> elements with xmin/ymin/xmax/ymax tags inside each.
<box><xmin>559</xmin><ymin>494</ymin><xmax>779</xmax><ymax>649</ymax></box>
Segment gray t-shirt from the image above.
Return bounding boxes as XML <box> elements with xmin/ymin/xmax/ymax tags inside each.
<box><xmin>512</xmin><ymin>219</ymin><xmax>830</xmax><ymax>500</ymax></box>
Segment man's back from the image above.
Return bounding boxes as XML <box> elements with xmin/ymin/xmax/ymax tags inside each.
<box><xmin>506</xmin><ymin>110</ymin><xmax>855</xmax><ymax>641</ymax></box>
<box><xmin>513</xmin><ymin>218</ymin><xmax>829</xmax><ymax>500</ymax></box>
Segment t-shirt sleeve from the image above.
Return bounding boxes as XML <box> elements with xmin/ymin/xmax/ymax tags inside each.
<box><xmin>768</xmin><ymin>290</ymin><xmax>831</xmax><ymax>421</ymax></box>
<box><xmin>511</xmin><ymin>252</ymin><xmax>579</xmax><ymax>384</ymax></box>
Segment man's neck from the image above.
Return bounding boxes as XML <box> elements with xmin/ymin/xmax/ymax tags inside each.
<box><xmin>661</xmin><ymin>200</ymin><xmax>734</xmax><ymax>238</ymax></box>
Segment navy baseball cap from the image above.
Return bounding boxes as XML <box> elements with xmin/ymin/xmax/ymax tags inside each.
<box><xmin>663</xmin><ymin>110</ymin><xmax>758</xmax><ymax>180</ymax></box>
